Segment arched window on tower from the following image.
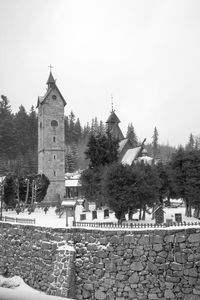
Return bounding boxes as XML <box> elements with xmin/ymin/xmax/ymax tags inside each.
<box><xmin>53</xmin><ymin>136</ymin><xmax>56</xmax><ymax>142</ymax></box>
<box><xmin>51</xmin><ymin>120</ymin><xmax>58</xmax><ymax>127</ymax></box>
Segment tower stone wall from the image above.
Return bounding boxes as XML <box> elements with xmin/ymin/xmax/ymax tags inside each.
<box><xmin>37</xmin><ymin>73</ymin><xmax>66</xmax><ymax>203</ymax></box>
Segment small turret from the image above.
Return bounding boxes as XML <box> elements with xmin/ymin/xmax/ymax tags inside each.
<box><xmin>46</xmin><ymin>71</ymin><xmax>55</xmax><ymax>90</ymax></box>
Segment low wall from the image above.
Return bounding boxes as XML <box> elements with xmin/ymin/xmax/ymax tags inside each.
<box><xmin>1</xmin><ymin>222</ymin><xmax>200</xmax><ymax>300</ymax></box>
<box><xmin>0</xmin><ymin>223</ymin><xmax>75</xmax><ymax>299</ymax></box>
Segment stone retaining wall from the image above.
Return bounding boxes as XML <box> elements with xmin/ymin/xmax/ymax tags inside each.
<box><xmin>0</xmin><ymin>223</ymin><xmax>75</xmax><ymax>298</ymax></box>
<box><xmin>1</xmin><ymin>222</ymin><xmax>200</xmax><ymax>300</ymax></box>
<box><xmin>67</xmin><ymin>228</ymin><xmax>200</xmax><ymax>300</ymax></box>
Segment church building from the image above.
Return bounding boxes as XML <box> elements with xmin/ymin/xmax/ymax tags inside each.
<box><xmin>37</xmin><ymin>71</ymin><xmax>66</xmax><ymax>203</ymax></box>
<box><xmin>106</xmin><ymin>108</ymin><xmax>152</xmax><ymax>165</ymax></box>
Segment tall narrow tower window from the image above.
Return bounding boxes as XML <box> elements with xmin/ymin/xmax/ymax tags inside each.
<box><xmin>53</xmin><ymin>136</ymin><xmax>56</xmax><ymax>142</ymax></box>
<box><xmin>54</xmin><ymin>171</ymin><xmax>56</xmax><ymax>176</ymax></box>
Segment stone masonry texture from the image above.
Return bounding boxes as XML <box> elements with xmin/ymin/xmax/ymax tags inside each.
<box><xmin>1</xmin><ymin>222</ymin><xmax>200</xmax><ymax>300</ymax></box>
<box><xmin>0</xmin><ymin>223</ymin><xmax>75</xmax><ymax>299</ymax></box>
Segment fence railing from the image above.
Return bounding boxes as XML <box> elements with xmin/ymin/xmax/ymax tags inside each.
<box><xmin>73</xmin><ymin>221</ymin><xmax>200</xmax><ymax>229</ymax></box>
<box><xmin>1</xmin><ymin>216</ymin><xmax>36</xmax><ymax>224</ymax></box>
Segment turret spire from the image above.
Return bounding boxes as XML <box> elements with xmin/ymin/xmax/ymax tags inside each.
<box><xmin>46</xmin><ymin>65</ymin><xmax>55</xmax><ymax>89</ymax></box>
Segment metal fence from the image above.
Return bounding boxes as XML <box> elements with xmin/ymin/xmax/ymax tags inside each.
<box><xmin>73</xmin><ymin>221</ymin><xmax>200</xmax><ymax>229</ymax></box>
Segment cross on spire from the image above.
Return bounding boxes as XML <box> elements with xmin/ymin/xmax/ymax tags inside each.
<box><xmin>48</xmin><ymin>64</ymin><xmax>53</xmax><ymax>72</ymax></box>
<box><xmin>111</xmin><ymin>94</ymin><xmax>115</xmax><ymax>112</ymax></box>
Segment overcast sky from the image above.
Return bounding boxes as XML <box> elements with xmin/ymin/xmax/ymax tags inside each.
<box><xmin>1</xmin><ymin>0</ymin><xmax>200</xmax><ymax>147</ymax></box>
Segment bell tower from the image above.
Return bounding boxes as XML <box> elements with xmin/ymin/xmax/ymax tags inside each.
<box><xmin>37</xmin><ymin>70</ymin><xmax>66</xmax><ymax>203</ymax></box>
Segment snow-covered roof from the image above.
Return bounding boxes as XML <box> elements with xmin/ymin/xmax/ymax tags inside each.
<box><xmin>0</xmin><ymin>176</ymin><xmax>5</xmax><ymax>184</ymax></box>
<box><xmin>137</xmin><ymin>156</ymin><xmax>153</xmax><ymax>165</ymax></box>
<box><xmin>65</xmin><ymin>172</ymin><xmax>81</xmax><ymax>180</ymax></box>
<box><xmin>65</xmin><ymin>179</ymin><xmax>81</xmax><ymax>187</ymax></box>
<box><xmin>121</xmin><ymin>147</ymin><xmax>141</xmax><ymax>165</ymax></box>
<box><xmin>62</xmin><ymin>200</ymin><xmax>77</xmax><ymax>207</ymax></box>
<box><xmin>118</xmin><ymin>138</ymin><xmax>129</xmax><ymax>152</ymax></box>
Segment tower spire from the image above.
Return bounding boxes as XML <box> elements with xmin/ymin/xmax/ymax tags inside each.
<box><xmin>46</xmin><ymin>65</ymin><xmax>55</xmax><ymax>90</ymax></box>
<box><xmin>110</xmin><ymin>94</ymin><xmax>116</xmax><ymax>113</ymax></box>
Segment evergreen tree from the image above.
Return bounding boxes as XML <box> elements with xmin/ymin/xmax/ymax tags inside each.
<box><xmin>28</xmin><ymin>106</ymin><xmax>38</xmax><ymax>150</ymax></box>
<box><xmin>81</xmin><ymin>132</ymin><xmax>119</xmax><ymax>207</ymax></box>
<box><xmin>69</xmin><ymin>111</ymin><xmax>75</xmax><ymax>142</ymax></box>
<box><xmin>14</xmin><ymin>105</ymin><xmax>30</xmax><ymax>155</ymax></box>
<box><xmin>126</xmin><ymin>123</ymin><xmax>138</xmax><ymax>147</ymax></box>
<box><xmin>170</xmin><ymin>147</ymin><xmax>200</xmax><ymax>217</ymax></box>
<box><xmin>64</xmin><ymin>115</ymin><xmax>70</xmax><ymax>143</ymax></box>
<box><xmin>99</xmin><ymin>121</ymin><xmax>105</xmax><ymax>135</ymax></box>
<box><xmin>65</xmin><ymin>152</ymin><xmax>76</xmax><ymax>173</ymax></box>
<box><xmin>81</xmin><ymin>166</ymin><xmax>104</xmax><ymax>206</ymax></box>
<box><xmin>83</xmin><ymin>123</ymin><xmax>90</xmax><ymax>138</ymax></box>
<box><xmin>74</xmin><ymin>118</ymin><xmax>82</xmax><ymax>142</ymax></box>
<box><xmin>0</xmin><ymin>95</ymin><xmax>16</xmax><ymax>159</ymax></box>
<box><xmin>3</xmin><ymin>175</ymin><xmax>17</xmax><ymax>208</ymax></box>
<box><xmin>85</xmin><ymin>133</ymin><xmax>119</xmax><ymax>168</ymax></box>
<box><xmin>185</xmin><ymin>133</ymin><xmax>195</xmax><ymax>151</ymax></box>
<box><xmin>102</xmin><ymin>162</ymin><xmax>159</xmax><ymax>221</ymax></box>
<box><xmin>152</xmin><ymin>127</ymin><xmax>159</xmax><ymax>161</ymax></box>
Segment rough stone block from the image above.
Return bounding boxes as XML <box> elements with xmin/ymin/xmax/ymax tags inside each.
<box><xmin>164</xmin><ymin>289</ymin><xmax>175</xmax><ymax>298</ymax></box>
<box><xmin>128</xmin><ymin>273</ymin><xmax>139</xmax><ymax>284</ymax></box>
<box><xmin>95</xmin><ymin>290</ymin><xmax>107</xmax><ymax>300</ymax></box>
<box><xmin>188</xmin><ymin>233</ymin><xmax>200</xmax><ymax>243</ymax></box>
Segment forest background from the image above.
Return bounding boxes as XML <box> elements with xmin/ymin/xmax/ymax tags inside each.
<box><xmin>0</xmin><ymin>94</ymin><xmax>183</xmax><ymax>176</ymax></box>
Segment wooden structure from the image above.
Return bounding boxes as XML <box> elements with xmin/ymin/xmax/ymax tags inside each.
<box><xmin>61</xmin><ymin>200</ymin><xmax>77</xmax><ymax>227</ymax></box>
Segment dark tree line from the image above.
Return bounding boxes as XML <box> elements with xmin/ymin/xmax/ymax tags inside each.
<box><xmin>0</xmin><ymin>94</ymin><xmax>180</xmax><ymax>177</ymax></box>
<box><xmin>0</xmin><ymin>95</ymin><xmax>38</xmax><ymax>176</ymax></box>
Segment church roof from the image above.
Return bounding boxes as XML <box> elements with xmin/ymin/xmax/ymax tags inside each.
<box><xmin>46</xmin><ymin>71</ymin><xmax>55</xmax><ymax>85</ymax></box>
<box><xmin>106</xmin><ymin>110</ymin><xmax>120</xmax><ymax>124</ymax></box>
<box><xmin>109</xmin><ymin>123</ymin><xmax>124</xmax><ymax>140</ymax></box>
<box><xmin>118</xmin><ymin>138</ymin><xmax>129</xmax><ymax>152</ymax></box>
<box><xmin>121</xmin><ymin>146</ymin><xmax>142</xmax><ymax>165</ymax></box>
<box><xmin>36</xmin><ymin>73</ymin><xmax>66</xmax><ymax>108</ymax></box>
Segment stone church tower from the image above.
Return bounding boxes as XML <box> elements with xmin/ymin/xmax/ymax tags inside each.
<box><xmin>37</xmin><ymin>71</ymin><xmax>66</xmax><ymax>203</ymax></box>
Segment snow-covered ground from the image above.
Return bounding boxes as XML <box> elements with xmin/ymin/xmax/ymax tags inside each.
<box><xmin>0</xmin><ymin>275</ymin><xmax>73</xmax><ymax>300</ymax></box>
<box><xmin>1</xmin><ymin>203</ymin><xmax>200</xmax><ymax>229</ymax></box>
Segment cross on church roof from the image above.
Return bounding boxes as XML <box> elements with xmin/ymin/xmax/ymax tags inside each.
<box><xmin>48</xmin><ymin>64</ymin><xmax>53</xmax><ymax>72</ymax></box>
<box><xmin>111</xmin><ymin>94</ymin><xmax>115</xmax><ymax>112</ymax></box>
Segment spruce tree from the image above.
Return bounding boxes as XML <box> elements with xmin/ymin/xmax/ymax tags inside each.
<box><xmin>126</xmin><ymin>123</ymin><xmax>138</xmax><ymax>147</ymax></box>
<box><xmin>185</xmin><ymin>133</ymin><xmax>195</xmax><ymax>151</ymax></box>
<box><xmin>152</xmin><ymin>127</ymin><xmax>159</xmax><ymax>161</ymax></box>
